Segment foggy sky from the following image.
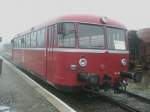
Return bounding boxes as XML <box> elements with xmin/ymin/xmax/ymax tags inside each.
<box><xmin>0</xmin><ymin>0</ymin><xmax>149</xmax><ymax>44</ymax></box>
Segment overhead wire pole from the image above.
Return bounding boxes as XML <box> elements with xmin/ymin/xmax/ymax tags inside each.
<box><xmin>0</xmin><ymin>37</ymin><xmax>2</xmax><ymax>75</ymax></box>
<box><xmin>0</xmin><ymin>37</ymin><xmax>2</xmax><ymax>42</ymax></box>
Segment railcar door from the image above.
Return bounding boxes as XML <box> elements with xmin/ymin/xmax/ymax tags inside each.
<box><xmin>46</xmin><ymin>25</ymin><xmax>55</xmax><ymax>83</ymax></box>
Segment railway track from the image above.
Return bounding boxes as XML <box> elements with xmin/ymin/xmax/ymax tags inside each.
<box><xmin>125</xmin><ymin>91</ymin><xmax>150</xmax><ymax>104</ymax></box>
<box><xmin>99</xmin><ymin>90</ymin><xmax>150</xmax><ymax>112</ymax></box>
<box><xmin>2</xmin><ymin>53</ymin><xmax>150</xmax><ymax>112</ymax></box>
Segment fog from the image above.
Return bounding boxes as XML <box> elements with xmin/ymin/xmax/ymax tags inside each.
<box><xmin>0</xmin><ymin>0</ymin><xmax>149</xmax><ymax>45</ymax></box>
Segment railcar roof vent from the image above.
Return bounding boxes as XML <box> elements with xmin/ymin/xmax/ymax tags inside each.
<box><xmin>101</xmin><ymin>16</ymin><xmax>108</xmax><ymax>24</ymax></box>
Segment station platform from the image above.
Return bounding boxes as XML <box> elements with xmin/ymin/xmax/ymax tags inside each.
<box><xmin>0</xmin><ymin>59</ymin><xmax>59</xmax><ymax>112</ymax></box>
<box><xmin>0</xmin><ymin>58</ymin><xmax>58</xmax><ymax>112</ymax></box>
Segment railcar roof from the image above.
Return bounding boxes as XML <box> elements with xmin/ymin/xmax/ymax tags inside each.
<box><xmin>13</xmin><ymin>15</ymin><xmax>126</xmax><ymax>39</ymax></box>
<box><xmin>56</xmin><ymin>15</ymin><xmax>125</xmax><ymax>28</ymax></box>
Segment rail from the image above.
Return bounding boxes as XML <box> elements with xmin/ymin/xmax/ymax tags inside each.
<box><xmin>99</xmin><ymin>90</ymin><xmax>150</xmax><ymax>112</ymax></box>
<box><xmin>100</xmin><ymin>93</ymin><xmax>141</xmax><ymax>112</ymax></box>
<box><xmin>125</xmin><ymin>91</ymin><xmax>150</xmax><ymax>104</ymax></box>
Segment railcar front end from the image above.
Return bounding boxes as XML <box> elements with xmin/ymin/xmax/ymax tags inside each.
<box><xmin>54</xmin><ymin>17</ymin><xmax>141</xmax><ymax>92</ymax></box>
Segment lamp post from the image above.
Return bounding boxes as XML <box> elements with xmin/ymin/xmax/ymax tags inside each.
<box><xmin>0</xmin><ymin>37</ymin><xmax>2</xmax><ymax>42</ymax></box>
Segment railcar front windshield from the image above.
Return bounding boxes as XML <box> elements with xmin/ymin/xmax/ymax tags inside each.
<box><xmin>106</xmin><ymin>27</ymin><xmax>126</xmax><ymax>50</ymax></box>
<box><xmin>78</xmin><ymin>24</ymin><xmax>105</xmax><ymax>49</ymax></box>
<box><xmin>57</xmin><ymin>23</ymin><xmax>126</xmax><ymax>50</ymax></box>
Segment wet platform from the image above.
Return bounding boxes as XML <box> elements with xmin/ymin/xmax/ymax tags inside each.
<box><xmin>0</xmin><ymin>59</ymin><xmax>59</xmax><ymax>112</ymax></box>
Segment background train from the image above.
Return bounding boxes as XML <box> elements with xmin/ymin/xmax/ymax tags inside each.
<box><xmin>11</xmin><ymin>15</ymin><xmax>140</xmax><ymax>93</ymax></box>
<box><xmin>128</xmin><ymin>29</ymin><xmax>150</xmax><ymax>71</ymax></box>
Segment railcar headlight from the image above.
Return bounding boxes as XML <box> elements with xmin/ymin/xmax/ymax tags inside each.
<box><xmin>79</xmin><ymin>58</ymin><xmax>87</xmax><ymax>67</ymax></box>
<box><xmin>121</xmin><ymin>58</ymin><xmax>127</xmax><ymax>66</ymax></box>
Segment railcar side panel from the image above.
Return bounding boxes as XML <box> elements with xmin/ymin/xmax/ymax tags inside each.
<box><xmin>13</xmin><ymin>49</ymin><xmax>46</xmax><ymax>79</ymax></box>
<box><xmin>13</xmin><ymin>49</ymin><xmax>24</xmax><ymax>65</ymax></box>
<box><xmin>23</xmin><ymin>50</ymin><xmax>46</xmax><ymax>79</ymax></box>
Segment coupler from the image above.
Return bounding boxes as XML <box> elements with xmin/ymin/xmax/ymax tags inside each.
<box><xmin>77</xmin><ymin>72</ymin><xmax>99</xmax><ymax>86</ymax></box>
<box><xmin>120</xmin><ymin>71</ymin><xmax>142</xmax><ymax>82</ymax></box>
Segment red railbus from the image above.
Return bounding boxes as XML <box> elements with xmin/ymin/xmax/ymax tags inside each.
<box><xmin>11</xmin><ymin>15</ymin><xmax>140</xmax><ymax>92</ymax></box>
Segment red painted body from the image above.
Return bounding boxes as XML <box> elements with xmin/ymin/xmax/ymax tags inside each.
<box><xmin>12</xmin><ymin>15</ymin><xmax>129</xmax><ymax>92</ymax></box>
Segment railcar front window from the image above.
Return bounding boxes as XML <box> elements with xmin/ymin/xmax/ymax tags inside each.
<box><xmin>107</xmin><ymin>28</ymin><xmax>126</xmax><ymax>50</ymax></box>
<box><xmin>58</xmin><ymin>23</ymin><xmax>76</xmax><ymax>48</ymax></box>
<box><xmin>78</xmin><ymin>24</ymin><xmax>104</xmax><ymax>49</ymax></box>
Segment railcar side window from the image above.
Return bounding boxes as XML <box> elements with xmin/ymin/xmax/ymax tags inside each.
<box><xmin>107</xmin><ymin>28</ymin><xmax>126</xmax><ymax>50</ymax></box>
<box><xmin>14</xmin><ymin>39</ymin><xmax>17</xmax><ymax>48</ymax></box>
<box><xmin>18</xmin><ymin>38</ymin><xmax>21</xmax><ymax>48</ymax></box>
<box><xmin>26</xmin><ymin>34</ymin><xmax>31</xmax><ymax>48</ymax></box>
<box><xmin>48</xmin><ymin>26</ymin><xmax>52</xmax><ymax>47</ymax></box>
<box><xmin>22</xmin><ymin>36</ymin><xmax>25</xmax><ymax>48</ymax></box>
<box><xmin>37</xmin><ymin>29</ymin><xmax>45</xmax><ymax>48</ymax></box>
<box><xmin>78</xmin><ymin>24</ymin><xmax>105</xmax><ymax>49</ymax></box>
<box><xmin>16</xmin><ymin>39</ymin><xmax>18</xmax><ymax>48</ymax></box>
<box><xmin>13</xmin><ymin>39</ymin><xmax>16</xmax><ymax>48</ymax></box>
<box><xmin>24</xmin><ymin>35</ymin><xmax>27</xmax><ymax>48</ymax></box>
<box><xmin>58</xmin><ymin>23</ymin><xmax>76</xmax><ymax>48</ymax></box>
<box><xmin>31</xmin><ymin>32</ymin><xmax>37</xmax><ymax>48</ymax></box>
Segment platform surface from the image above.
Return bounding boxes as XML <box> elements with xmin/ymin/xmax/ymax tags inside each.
<box><xmin>0</xmin><ymin>60</ymin><xmax>59</xmax><ymax>112</ymax></box>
